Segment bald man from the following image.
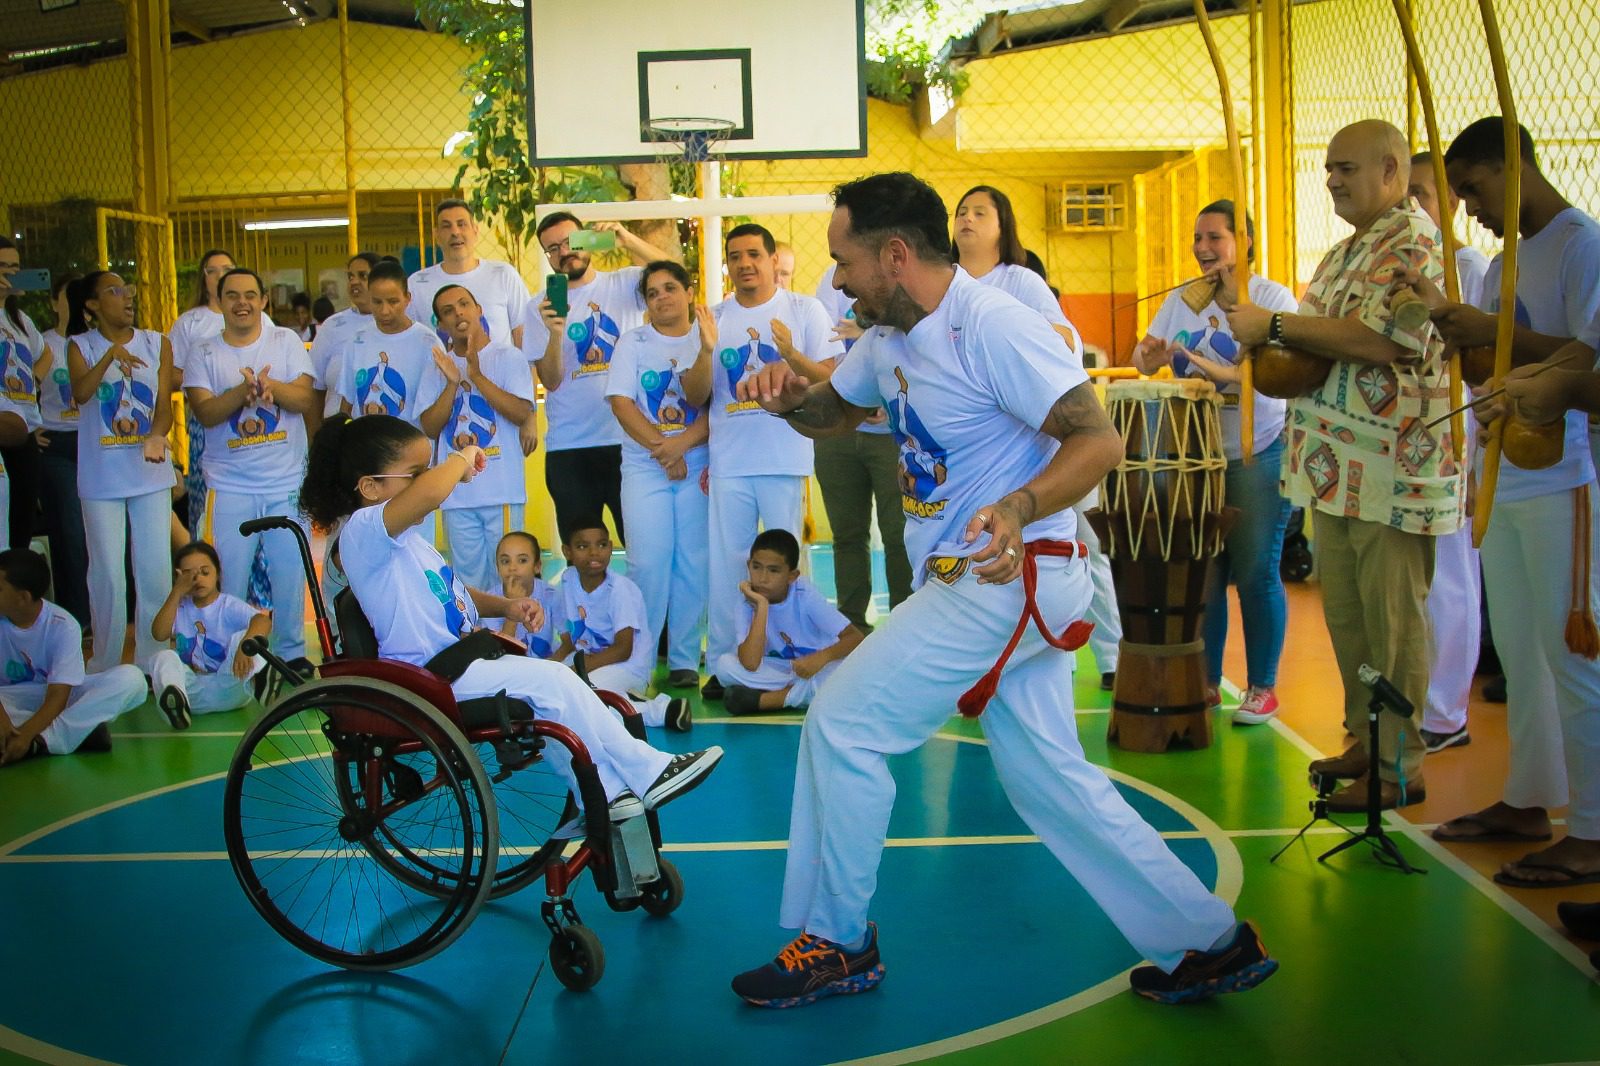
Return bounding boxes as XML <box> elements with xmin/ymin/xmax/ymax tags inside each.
<box><xmin>1229</xmin><ymin>119</ymin><xmax>1460</xmax><ymax>811</ymax></box>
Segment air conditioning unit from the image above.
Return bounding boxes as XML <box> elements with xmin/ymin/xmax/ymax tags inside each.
<box><xmin>1046</xmin><ymin>181</ymin><xmax>1128</xmax><ymax>233</ymax></box>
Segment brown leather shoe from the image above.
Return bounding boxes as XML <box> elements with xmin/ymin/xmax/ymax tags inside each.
<box><xmin>1325</xmin><ymin>773</ymin><xmax>1425</xmax><ymax>812</ymax></box>
<box><xmin>1309</xmin><ymin>745</ymin><xmax>1369</xmax><ymax>780</ymax></box>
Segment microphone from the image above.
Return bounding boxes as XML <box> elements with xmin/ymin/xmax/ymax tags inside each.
<box><xmin>1358</xmin><ymin>664</ymin><xmax>1415</xmax><ymax>718</ymax></box>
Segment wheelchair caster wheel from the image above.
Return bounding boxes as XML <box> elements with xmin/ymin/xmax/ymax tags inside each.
<box><xmin>640</xmin><ymin>858</ymin><xmax>684</xmax><ymax>918</ymax></box>
<box><xmin>549</xmin><ymin>923</ymin><xmax>605</xmax><ymax>991</ymax></box>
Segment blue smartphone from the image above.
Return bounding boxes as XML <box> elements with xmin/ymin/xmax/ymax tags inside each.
<box><xmin>7</xmin><ymin>268</ymin><xmax>50</xmax><ymax>292</ymax></box>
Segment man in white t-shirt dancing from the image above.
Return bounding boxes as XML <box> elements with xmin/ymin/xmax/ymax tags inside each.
<box><xmin>729</xmin><ymin>172</ymin><xmax>1276</xmax><ymax>1009</ymax></box>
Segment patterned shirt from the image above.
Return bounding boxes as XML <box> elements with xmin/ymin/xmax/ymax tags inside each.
<box><xmin>1282</xmin><ymin>202</ymin><xmax>1463</xmax><ymax>535</ymax></box>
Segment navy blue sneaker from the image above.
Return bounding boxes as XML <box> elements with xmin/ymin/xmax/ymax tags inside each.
<box><xmin>732</xmin><ymin>923</ymin><xmax>885</xmax><ymax>1008</ymax></box>
<box><xmin>1129</xmin><ymin>921</ymin><xmax>1277</xmax><ymax>1004</ymax></box>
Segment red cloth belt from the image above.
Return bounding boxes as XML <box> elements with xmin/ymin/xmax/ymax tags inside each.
<box><xmin>957</xmin><ymin>539</ymin><xmax>1095</xmax><ymax>718</ymax></box>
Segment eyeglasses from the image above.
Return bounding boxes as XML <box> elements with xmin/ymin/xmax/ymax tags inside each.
<box><xmin>98</xmin><ymin>285</ymin><xmax>135</xmax><ymax>298</ymax></box>
<box><xmin>364</xmin><ymin>472</ymin><xmax>419</xmax><ymax>482</ymax></box>
<box><xmin>543</xmin><ymin>240</ymin><xmax>571</xmax><ymax>256</ymax></box>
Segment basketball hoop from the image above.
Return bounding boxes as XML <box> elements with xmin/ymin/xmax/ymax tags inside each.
<box><xmin>643</xmin><ymin>117</ymin><xmax>738</xmax><ymax>163</ymax></box>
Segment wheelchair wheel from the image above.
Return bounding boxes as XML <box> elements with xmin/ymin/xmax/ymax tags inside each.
<box><xmin>549</xmin><ymin>923</ymin><xmax>605</xmax><ymax>991</ymax></box>
<box><xmin>639</xmin><ymin>858</ymin><xmax>684</xmax><ymax>918</ymax></box>
<box><xmin>471</xmin><ymin>739</ymin><xmax>576</xmax><ymax>899</ymax></box>
<box><xmin>222</xmin><ymin>680</ymin><xmax>498</xmax><ymax>971</ymax></box>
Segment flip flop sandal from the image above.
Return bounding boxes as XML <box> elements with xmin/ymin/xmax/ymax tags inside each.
<box><xmin>1493</xmin><ymin>863</ymin><xmax>1600</xmax><ymax>889</ymax></box>
<box><xmin>1431</xmin><ymin>812</ymin><xmax>1553</xmax><ymax>844</ymax></box>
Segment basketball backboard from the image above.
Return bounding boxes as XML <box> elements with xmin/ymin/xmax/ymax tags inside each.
<box><xmin>524</xmin><ymin>0</ymin><xmax>867</xmax><ymax>165</ymax></box>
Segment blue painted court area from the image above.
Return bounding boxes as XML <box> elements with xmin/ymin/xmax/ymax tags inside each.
<box><xmin>0</xmin><ymin>723</ymin><xmax>1224</xmax><ymax>1065</ymax></box>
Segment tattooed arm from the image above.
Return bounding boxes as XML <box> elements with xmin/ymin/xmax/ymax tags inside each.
<box><xmin>966</xmin><ymin>381</ymin><xmax>1124</xmax><ymax>584</ymax></box>
<box><xmin>737</xmin><ymin>359</ymin><xmax>873</xmax><ymax>438</ymax></box>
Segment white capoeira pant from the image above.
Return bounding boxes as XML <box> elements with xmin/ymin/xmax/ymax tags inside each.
<box><xmin>1073</xmin><ymin>487</ymin><xmax>1121</xmax><ymax>675</ymax></box>
<box><xmin>441</xmin><ymin>503</ymin><xmax>525</xmax><ymax>594</ymax></box>
<box><xmin>204</xmin><ymin>490</ymin><xmax>307</xmax><ymax>660</ymax></box>
<box><xmin>0</xmin><ymin>470</ymin><xmax>8</xmax><ymax>552</ymax></box>
<box><xmin>1</xmin><ymin>666</ymin><xmax>147</xmax><ymax>752</ymax></box>
<box><xmin>621</xmin><ymin>460</ymin><xmax>708</xmax><ymax>673</ymax></box>
<box><xmin>83</xmin><ymin>490</ymin><xmax>172</xmax><ymax>673</ymax></box>
<box><xmin>780</xmin><ymin>554</ymin><xmax>1236</xmax><ymax>970</ymax></box>
<box><xmin>453</xmin><ymin>655</ymin><xmax>671</xmax><ymax>801</ymax></box>
<box><xmin>582</xmin><ymin>659</ymin><xmax>676</xmax><ymax>729</ymax></box>
<box><xmin>150</xmin><ymin>634</ymin><xmax>264</xmax><ymax>715</ymax></box>
<box><xmin>1481</xmin><ymin>487</ymin><xmax>1600</xmax><ymax>836</ymax></box>
<box><xmin>713</xmin><ymin>651</ymin><xmax>838</xmax><ymax>709</ymax></box>
<box><xmin>706</xmin><ymin>474</ymin><xmax>805</xmax><ymax>676</ymax></box>
<box><xmin>1423</xmin><ymin>522</ymin><xmax>1480</xmax><ymax>735</ymax></box>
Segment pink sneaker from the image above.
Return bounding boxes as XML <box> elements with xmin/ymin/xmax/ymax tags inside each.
<box><xmin>1233</xmin><ymin>687</ymin><xmax>1279</xmax><ymax>726</ymax></box>
<box><xmin>1205</xmin><ymin>685</ymin><xmax>1222</xmax><ymax>711</ymax></box>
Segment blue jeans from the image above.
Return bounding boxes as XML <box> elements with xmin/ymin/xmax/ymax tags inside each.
<box><xmin>1204</xmin><ymin>434</ymin><xmax>1291</xmax><ymax>688</ymax></box>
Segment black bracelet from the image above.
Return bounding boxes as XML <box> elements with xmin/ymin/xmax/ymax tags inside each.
<box><xmin>1268</xmin><ymin>312</ymin><xmax>1287</xmax><ymax>347</ymax></box>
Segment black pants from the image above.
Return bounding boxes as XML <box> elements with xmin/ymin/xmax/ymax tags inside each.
<box><xmin>544</xmin><ymin>445</ymin><xmax>625</xmax><ymax>545</ymax></box>
<box><xmin>1</xmin><ymin>440</ymin><xmax>40</xmax><ymax>551</ymax></box>
<box><xmin>36</xmin><ymin>430</ymin><xmax>91</xmax><ymax>626</ymax></box>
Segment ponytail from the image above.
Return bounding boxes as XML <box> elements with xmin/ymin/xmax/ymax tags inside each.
<box><xmin>300</xmin><ymin>413</ymin><xmax>426</xmax><ymax>531</ymax></box>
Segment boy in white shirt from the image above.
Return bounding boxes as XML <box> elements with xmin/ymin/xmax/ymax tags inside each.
<box><xmin>495</xmin><ymin>530</ymin><xmax>562</xmax><ymax>658</ymax></box>
<box><xmin>309</xmin><ymin>251</ymin><xmax>382</xmax><ymax>425</ymax></box>
<box><xmin>336</xmin><ymin>262</ymin><xmax>445</xmax><ymax>427</ymax></box>
<box><xmin>418</xmin><ymin>284</ymin><xmax>536</xmax><ymax>591</ymax></box>
<box><xmin>151</xmin><ymin>541</ymin><xmax>270</xmax><ymax>727</ymax></box>
<box><xmin>0</xmin><ymin>549</ymin><xmax>147</xmax><ymax>764</ymax></box>
<box><xmin>717</xmin><ymin>529</ymin><xmax>863</xmax><ymax>714</ymax></box>
<box><xmin>550</xmin><ymin>516</ymin><xmax>691</xmax><ymax>732</ymax></box>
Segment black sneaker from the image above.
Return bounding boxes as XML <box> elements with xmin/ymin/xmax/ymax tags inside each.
<box><xmin>1421</xmin><ymin>726</ymin><xmax>1470</xmax><ymax>753</ymax></box>
<box><xmin>666</xmin><ymin>669</ymin><xmax>700</xmax><ymax>689</ymax></box>
<box><xmin>1128</xmin><ymin>921</ymin><xmax>1277</xmax><ymax>1005</ymax></box>
<box><xmin>608</xmin><ymin>789</ymin><xmax>644</xmax><ymax>822</ymax></box>
<box><xmin>643</xmin><ymin>747</ymin><xmax>723</xmax><ymax>809</ymax></box>
<box><xmin>158</xmin><ymin>685</ymin><xmax>192</xmax><ymax>731</ymax></box>
<box><xmin>1558</xmin><ymin>900</ymin><xmax>1600</xmax><ymax>941</ymax></box>
<box><xmin>665</xmin><ymin>697</ymin><xmax>693</xmax><ymax>733</ymax></box>
<box><xmin>1482</xmin><ymin>674</ymin><xmax>1506</xmax><ymax>703</ymax></box>
<box><xmin>1100</xmin><ymin>671</ymin><xmax>1116</xmax><ymax>691</ymax></box>
<box><xmin>73</xmin><ymin>723</ymin><xmax>113</xmax><ymax>754</ymax></box>
<box><xmin>701</xmin><ymin>676</ymin><xmax>725</xmax><ymax>701</ymax></box>
<box><xmin>724</xmin><ymin>684</ymin><xmax>763</xmax><ymax>715</ymax></box>
<box><xmin>732</xmin><ymin>923</ymin><xmax>885</xmax><ymax>1008</ymax></box>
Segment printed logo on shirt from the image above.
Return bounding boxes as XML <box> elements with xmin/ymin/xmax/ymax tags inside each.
<box><xmin>566</xmin><ymin>303</ymin><xmax>620</xmax><ymax>376</ymax></box>
<box><xmin>720</xmin><ymin>329</ymin><xmax>781</xmax><ymax>413</ymax></box>
<box><xmin>4</xmin><ymin>651</ymin><xmax>41</xmax><ymax>684</ymax></box>
<box><xmin>97</xmin><ymin>366</ymin><xmax>154</xmax><ymax>445</ymax></box>
<box><xmin>356</xmin><ymin>352</ymin><xmax>408</xmax><ymax>417</ymax></box>
<box><xmin>768</xmin><ymin>630</ymin><xmax>819</xmax><ymax>661</ymax></box>
<box><xmin>641</xmin><ymin>362</ymin><xmax>698</xmax><ymax>434</ymax></box>
<box><xmin>227</xmin><ymin>397</ymin><xmax>287</xmax><ymax>449</ymax></box>
<box><xmin>567</xmin><ymin>605</ymin><xmax>610</xmax><ymax>653</ymax></box>
<box><xmin>0</xmin><ymin>338</ymin><xmax>36</xmax><ymax>404</ymax></box>
<box><xmin>177</xmin><ymin>619</ymin><xmax>229</xmax><ymax>672</ymax></box>
<box><xmin>522</xmin><ymin>627</ymin><xmax>553</xmax><ymax>658</ymax></box>
<box><xmin>426</xmin><ymin>565</ymin><xmax>471</xmax><ymax>636</ymax></box>
<box><xmin>50</xmin><ymin>368</ymin><xmax>77</xmax><ymax>420</ymax></box>
<box><xmin>448</xmin><ymin>385</ymin><xmax>500</xmax><ymax>454</ymax></box>
<box><xmin>887</xmin><ymin>366</ymin><xmax>948</xmax><ymax>519</ymax></box>
<box><xmin>924</xmin><ymin>555</ymin><xmax>970</xmax><ymax>585</ymax></box>
<box><xmin>1170</xmin><ymin>317</ymin><xmax>1239</xmax><ymax>377</ymax></box>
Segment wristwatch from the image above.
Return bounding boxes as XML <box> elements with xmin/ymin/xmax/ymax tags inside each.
<box><xmin>1268</xmin><ymin>312</ymin><xmax>1287</xmax><ymax>347</ymax></box>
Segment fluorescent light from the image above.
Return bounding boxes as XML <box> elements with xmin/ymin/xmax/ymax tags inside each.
<box><xmin>243</xmin><ymin>217</ymin><xmax>350</xmax><ymax>232</ymax></box>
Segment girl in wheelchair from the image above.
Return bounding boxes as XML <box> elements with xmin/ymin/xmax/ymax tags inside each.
<box><xmin>300</xmin><ymin>413</ymin><xmax>723</xmax><ymax>817</ymax></box>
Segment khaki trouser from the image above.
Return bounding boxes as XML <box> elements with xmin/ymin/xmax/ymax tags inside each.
<box><xmin>1312</xmin><ymin>510</ymin><xmax>1436</xmax><ymax>784</ymax></box>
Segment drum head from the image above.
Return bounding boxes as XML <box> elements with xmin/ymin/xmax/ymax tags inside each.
<box><xmin>1103</xmin><ymin>378</ymin><xmax>1220</xmax><ymax>404</ymax></box>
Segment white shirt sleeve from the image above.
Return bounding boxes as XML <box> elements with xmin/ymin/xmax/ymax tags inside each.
<box><xmin>827</xmin><ymin>331</ymin><xmax>881</xmax><ymax>410</ymax></box>
<box><xmin>503</xmin><ymin>263</ymin><xmax>535</xmax><ymax>330</ymax></box>
<box><xmin>1147</xmin><ymin>292</ymin><xmax>1179</xmax><ymax>341</ymax></box>
<box><xmin>799</xmin><ymin>294</ymin><xmax>845</xmax><ymax>361</ymax></box>
<box><xmin>44</xmin><ymin>611</ymin><xmax>87</xmax><ymax>688</ymax></box>
<box><xmin>977</xmin><ymin>304</ymin><xmax>1090</xmax><ymax>431</ymax></box>
<box><xmin>611</xmin><ymin>576</ymin><xmax>648</xmax><ymax>636</ymax></box>
<box><xmin>1010</xmin><ymin>270</ymin><xmax>1069</xmax><ymax>327</ymax></box>
<box><xmin>803</xmin><ymin>584</ymin><xmax>850</xmax><ymax>640</ymax></box>
<box><xmin>603</xmin><ymin>332</ymin><xmax>640</xmax><ymax>400</ymax></box>
<box><xmin>185</xmin><ymin>342</ymin><xmax>217</xmax><ymax>395</ymax></box>
<box><xmin>280</xmin><ymin>330</ymin><xmax>315</xmax><ymax>381</ymax></box>
<box><xmin>495</xmin><ymin>347</ymin><xmax>537</xmax><ymax>402</ymax></box>
<box><xmin>1559</xmin><ymin>231</ymin><xmax>1600</xmax><ymax>340</ymax></box>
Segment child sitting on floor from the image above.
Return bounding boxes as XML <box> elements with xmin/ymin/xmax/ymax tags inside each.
<box><xmin>0</xmin><ymin>548</ymin><xmax>147</xmax><ymax>763</ymax></box>
<box><xmin>150</xmin><ymin>541</ymin><xmax>271</xmax><ymax>728</ymax></box>
<box><xmin>495</xmin><ymin>530</ymin><xmax>562</xmax><ymax>659</ymax></box>
<box><xmin>716</xmin><ymin>529</ymin><xmax>863</xmax><ymax>714</ymax></box>
<box><xmin>550</xmin><ymin>516</ymin><xmax>692</xmax><ymax>732</ymax></box>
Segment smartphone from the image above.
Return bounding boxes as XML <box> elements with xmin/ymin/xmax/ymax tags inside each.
<box><xmin>568</xmin><ymin>230</ymin><xmax>616</xmax><ymax>253</ymax></box>
<box><xmin>546</xmin><ymin>273</ymin><xmax>569</xmax><ymax>317</ymax></box>
<box><xmin>6</xmin><ymin>268</ymin><xmax>50</xmax><ymax>293</ymax></box>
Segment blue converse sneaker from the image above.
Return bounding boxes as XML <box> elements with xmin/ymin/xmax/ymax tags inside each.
<box><xmin>732</xmin><ymin>923</ymin><xmax>885</xmax><ymax>1008</ymax></box>
<box><xmin>1128</xmin><ymin>921</ymin><xmax>1277</xmax><ymax>1004</ymax></box>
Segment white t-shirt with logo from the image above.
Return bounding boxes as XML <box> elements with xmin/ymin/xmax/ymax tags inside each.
<box><xmin>737</xmin><ymin>576</ymin><xmax>849</xmax><ymax>662</ymax></box>
<box><xmin>558</xmin><ymin>569</ymin><xmax>652</xmax><ymax>680</ymax></box>
<box><xmin>0</xmin><ymin>602</ymin><xmax>85</xmax><ymax>690</ymax></box>
<box><xmin>815</xmin><ymin>266</ymin><xmax>890</xmax><ymax>437</ymax></box>
<box><xmin>73</xmin><ymin>329</ymin><xmax>176</xmax><ymax>500</ymax></box>
<box><xmin>0</xmin><ymin>310</ymin><xmax>43</xmax><ymax>426</ymax></box>
<box><xmin>970</xmin><ymin>263</ymin><xmax>1085</xmax><ymax>356</ymax></box>
<box><xmin>524</xmin><ymin>267</ymin><xmax>644</xmax><ymax>452</ymax></box>
<box><xmin>604</xmin><ymin>322</ymin><xmax>709</xmax><ymax>471</ymax></box>
<box><xmin>186</xmin><ymin>326</ymin><xmax>313</xmax><ymax>495</ymax></box>
<box><xmin>1456</xmin><ymin>245</ymin><xmax>1491</xmax><ymax>312</ymax></box>
<box><xmin>336</xmin><ymin>322</ymin><xmax>441</xmax><ymax>427</ymax></box>
<box><xmin>416</xmin><ymin>341</ymin><xmax>535</xmax><ymax>510</ymax></box>
<box><xmin>1476</xmin><ymin>207</ymin><xmax>1600</xmax><ymax>503</ymax></box>
<box><xmin>169</xmin><ymin>305</ymin><xmax>223</xmax><ymax>374</ymax></box>
<box><xmin>339</xmin><ymin>502</ymin><xmax>480</xmax><ymax>668</ymax></box>
<box><xmin>829</xmin><ymin>268</ymin><xmax>1085</xmax><ymax>585</ymax></box>
<box><xmin>172</xmin><ymin>592</ymin><xmax>258</xmax><ymax>674</ymax></box>
<box><xmin>37</xmin><ymin>329</ymin><xmax>78</xmax><ymax>431</ymax></box>
<box><xmin>510</xmin><ymin>576</ymin><xmax>563</xmax><ymax>659</ymax></box>
<box><xmin>1147</xmin><ymin>274</ymin><xmax>1299</xmax><ymax>461</ymax></box>
<box><xmin>407</xmin><ymin>260</ymin><xmax>532</xmax><ymax>346</ymax></box>
<box><xmin>709</xmin><ymin>288</ymin><xmax>840</xmax><ymax>477</ymax></box>
<box><xmin>309</xmin><ymin>307</ymin><xmax>372</xmax><ymax>391</ymax></box>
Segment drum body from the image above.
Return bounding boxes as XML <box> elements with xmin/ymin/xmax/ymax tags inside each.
<box><xmin>1092</xmin><ymin>379</ymin><xmax>1233</xmax><ymax>752</ymax></box>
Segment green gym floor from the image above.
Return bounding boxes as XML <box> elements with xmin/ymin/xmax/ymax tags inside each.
<box><xmin>1</xmin><ymin>555</ymin><xmax>1596</xmax><ymax>1065</ymax></box>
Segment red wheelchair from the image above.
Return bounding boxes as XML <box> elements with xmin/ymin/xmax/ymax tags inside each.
<box><xmin>221</xmin><ymin>517</ymin><xmax>684</xmax><ymax>988</ymax></box>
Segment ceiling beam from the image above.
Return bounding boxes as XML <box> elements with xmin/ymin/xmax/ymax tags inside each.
<box><xmin>110</xmin><ymin>0</ymin><xmax>212</xmax><ymax>43</ymax></box>
<box><xmin>1104</xmin><ymin>0</ymin><xmax>1149</xmax><ymax>32</ymax></box>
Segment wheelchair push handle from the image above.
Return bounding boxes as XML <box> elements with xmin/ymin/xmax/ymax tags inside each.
<box><xmin>239</xmin><ymin>516</ymin><xmax>334</xmax><ymax>659</ymax></box>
